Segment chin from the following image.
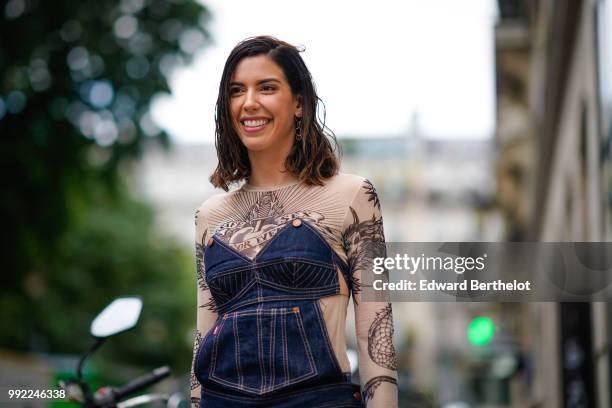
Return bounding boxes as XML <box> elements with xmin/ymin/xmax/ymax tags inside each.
<box><xmin>240</xmin><ymin>137</ymin><xmax>270</xmax><ymax>152</ymax></box>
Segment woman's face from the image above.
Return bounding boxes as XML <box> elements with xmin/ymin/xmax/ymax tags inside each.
<box><xmin>229</xmin><ymin>55</ymin><xmax>302</xmax><ymax>154</ymax></box>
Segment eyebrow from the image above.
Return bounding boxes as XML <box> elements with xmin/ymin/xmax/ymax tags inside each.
<box><xmin>230</xmin><ymin>78</ymin><xmax>281</xmax><ymax>86</ymax></box>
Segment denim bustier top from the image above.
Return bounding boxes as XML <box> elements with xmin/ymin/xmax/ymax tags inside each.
<box><xmin>204</xmin><ymin>219</ymin><xmax>351</xmax><ymax>314</ymax></box>
<box><xmin>194</xmin><ymin>218</ymin><xmax>353</xmax><ymax>396</ymax></box>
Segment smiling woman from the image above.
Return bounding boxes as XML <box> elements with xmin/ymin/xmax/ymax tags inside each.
<box><xmin>229</xmin><ymin>55</ymin><xmax>300</xmax><ymax>156</ymax></box>
<box><xmin>209</xmin><ymin>36</ymin><xmax>339</xmax><ymax>191</ymax></box>
<box><xmin>190</xmin><ymin>36</ymin><xmax>398</xmax><ymax>408</ymax></box>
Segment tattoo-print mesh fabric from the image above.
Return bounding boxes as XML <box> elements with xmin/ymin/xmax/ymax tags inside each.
<box><xmin>368</xmin><ymin>304</ymin><xmax>398</xmax><ymax>371</ymax></box>
<box><xmin>362</xmin><ymin>375</ymin><xmax>398</xmax><ymax>405</ymax></box>
<box><xmin>190</xmin><ymin>174</ymin><xmax>398</xmax><ymax>408</ymax></box>
<box><xmin>190</xmin><ymin>210</ymin><xmax>218</xmax><ymax>408</ymax></box>
<box><xmin>341</xmin><ymin>177</ymin><xmax>398</xmax><ymax>408</ymax></box>
<box><xmin>206</xmin><ymin>182</ymin><xmax>346</xmax><ymax>260</ymax></box>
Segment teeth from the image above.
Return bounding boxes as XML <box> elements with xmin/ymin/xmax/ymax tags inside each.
<box><xmin>243</xmin><ymin>119</ymin><xmax>268</xmax><ymax>127</ymax></box>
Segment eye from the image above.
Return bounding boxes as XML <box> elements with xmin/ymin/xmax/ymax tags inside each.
<box><xmin>229</xmin><ymin>86</ymin><xmax>243</xmax><ymax>96</ymax></box>
<box><xmin>260</xmin><ymin>84</ymin><xmax>276</xmax><ymax>92</ymax></box>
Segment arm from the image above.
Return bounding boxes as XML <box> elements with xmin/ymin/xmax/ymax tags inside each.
<box><xmin>190</xmin><ymin>208</ymin><xmax>219</xmax><ymax>408</ymax></box>
<box><xmin>342</xmin><ymin>179</ymin><xmax>398</xmax><ymax>408</ymax></box>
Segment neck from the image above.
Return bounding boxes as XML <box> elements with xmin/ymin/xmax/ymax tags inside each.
<box><xmin>247</xmin><ymin>143</ymin><xmax>298</xmax><ymax>188</ymax></box>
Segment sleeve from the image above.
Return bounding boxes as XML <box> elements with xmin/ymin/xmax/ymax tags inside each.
<box><xmin>190</xmin><ymin>208</ymin><xmax>219</xmax><ymax>408</ymax></box>
<box><xmin>342</xmin><ymin>178</ymin><xmax>398</xmax><ymax>408</ymax></box>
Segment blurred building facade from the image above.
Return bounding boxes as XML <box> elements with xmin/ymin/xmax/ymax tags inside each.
<box><xmin>495</xmin><ymin>0</ymin><xmax>612</xmax><ymax>406</ymax></box>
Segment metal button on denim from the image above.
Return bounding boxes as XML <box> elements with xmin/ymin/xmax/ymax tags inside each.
<box><xmin>292</xmin><ymin>218</ymin><xmax>302</xmax><ymax>227</ymax></box>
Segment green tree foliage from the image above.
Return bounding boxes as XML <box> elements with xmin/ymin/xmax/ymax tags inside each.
<box><xmin>35</xmin><ymin>185</ymin><xmax>196</xmax><ymax>370</ymax></box>
<box><xmin>0</xmin><ymin>0</ymin><xmax>210</xmax><ymax>370</ymax></box>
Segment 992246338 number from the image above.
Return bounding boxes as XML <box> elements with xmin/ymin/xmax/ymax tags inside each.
<box><xmin>7</xmin><ymin>389</ymin><xmax>66</xmax><ymax>399</ymax></box>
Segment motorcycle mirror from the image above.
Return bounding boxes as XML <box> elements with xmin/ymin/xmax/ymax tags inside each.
<box><xmin>167</xmin><ymin>393</ymin><xmax>189</xmax><ymax>408</ymax></box>
<box><xmin>90</xmin><ymin>296</ymin><xmax>142</xmax><ymax>338</ymax></box>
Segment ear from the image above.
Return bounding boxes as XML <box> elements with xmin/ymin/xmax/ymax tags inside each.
<box><xmin>295</xmin><ymin>95</ymin><xmax>303</xmax><ymax>118</ymax></box>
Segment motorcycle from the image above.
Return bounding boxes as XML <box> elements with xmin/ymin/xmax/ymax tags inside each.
<box><xmin>59</xmin><ymin>296</ymin><xmax>187</xmax><ymax>408</ymax></box>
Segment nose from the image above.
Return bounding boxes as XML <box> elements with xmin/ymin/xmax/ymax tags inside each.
<box><xmin>243</xmin><ymin>88</ymin><xmax>259</xmax><ymax>111</ymax></box>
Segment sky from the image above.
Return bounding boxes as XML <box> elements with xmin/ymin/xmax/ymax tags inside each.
<box><xmin>151</xmin><ymin>0</ymin><xmax>499</xmax><ymax>144</ymax></box>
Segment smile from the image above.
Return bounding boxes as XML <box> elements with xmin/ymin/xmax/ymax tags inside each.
<box><xmin>241</xmin><ymin>119</ymin><xmax>270</xmax><ymax>133</ymax></box>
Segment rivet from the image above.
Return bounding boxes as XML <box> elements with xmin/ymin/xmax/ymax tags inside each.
<box><xmin>292</xmin><ymin>306</ymin><xmax>300</xmax><ymax>313</ymax></box>
<box><xmin>292</xmin><ymin>219</ymin><xmax>302</xmax><ymax>227</ymax></box>
<box><xmin>353</xmin><ymin>392</ymin><xmax>361</xmax><ymax>400</ymax></box>
<box><xmin>207</xmin><ymin>238</ymin><xmax>214</xmax><ymax>247</ymax></box>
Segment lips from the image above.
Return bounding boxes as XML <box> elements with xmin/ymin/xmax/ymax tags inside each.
<box><xmin>240</xmin><ymin>118</ymin><xmax>270</xmax><ymax>134</ymax></box>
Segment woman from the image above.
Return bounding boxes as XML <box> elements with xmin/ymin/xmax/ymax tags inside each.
<box><xmin>190</xmin><ymin>36</ymin><xmax>398</xmax><ymax>408</ymax></box>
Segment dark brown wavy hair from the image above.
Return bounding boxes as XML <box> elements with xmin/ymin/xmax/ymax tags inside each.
<box><xmin>209</xmin><ymin>35</ymin><xmax>341</xmax><ymax>191</ymax></box>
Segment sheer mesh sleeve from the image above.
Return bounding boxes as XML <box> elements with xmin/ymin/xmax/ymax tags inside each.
<box><xmin>190</xmin><ymin>208</ymin><xmax>219</xmax><ymax>408</ymax></box>
<box><xmin>342</xmin><ymin>179</ymin><xmax>398</xmax><ymax>408</ymax></box>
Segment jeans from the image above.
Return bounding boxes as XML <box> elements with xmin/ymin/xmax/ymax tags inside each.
<box><xmin>194</xmin><ymin>219</ymin><xmax>363</xmax><ymax>407</ymax></box>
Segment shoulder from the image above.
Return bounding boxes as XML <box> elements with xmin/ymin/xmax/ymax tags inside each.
<box><xmin>324</xmin><ymin>173</ymin><xmax>372</xmax><ymax>195</ymax></box>
<box><xmin>326</xmin><ymin>172</ymin><xmax>367</xmax><ymax>187</ymax></box>
<box><xmin>325</xmin><ymin>173</ymin><xmax>379</xmax><ymax>205</ymax></box>
<box><xmin>194</xmin><ymin>190</ymin><xmax>238</xmax><ymax>229</ymax></box>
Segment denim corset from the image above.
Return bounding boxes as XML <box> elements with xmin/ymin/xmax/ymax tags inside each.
<box><xmin>194</xmin><ymin>219</ymin><xmax>352</xmax><ymax>397</ymax></box>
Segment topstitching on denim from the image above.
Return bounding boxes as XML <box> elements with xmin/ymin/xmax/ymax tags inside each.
<box><xmin>195</xmin><ymin>219</ymin><xmax>352</xmax><ymax>400</ymax></box>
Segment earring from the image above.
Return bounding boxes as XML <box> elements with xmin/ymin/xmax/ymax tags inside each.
<box><xmin>295</xmin><ymin>116</ymin><xmax>302</xmax><ymax>142</ymax></box>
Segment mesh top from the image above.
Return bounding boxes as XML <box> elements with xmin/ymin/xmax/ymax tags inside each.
<box><xmin>190</xmin><ymin>173</ymin><xmax>398</xmax><ymax>408</ymax></box>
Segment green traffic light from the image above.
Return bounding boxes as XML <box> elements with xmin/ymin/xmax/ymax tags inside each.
<box><xmin>467</xmin><ymin>316</ymin><xmax>495</xmax><ymax>346</ymax></box>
